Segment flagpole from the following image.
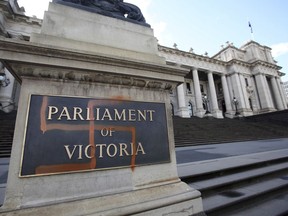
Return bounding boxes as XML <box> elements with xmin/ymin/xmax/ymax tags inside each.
<box><xmin>248</xmin><ymin>20</ymin><xmax>255</xmax><ymax>41</ymax></box>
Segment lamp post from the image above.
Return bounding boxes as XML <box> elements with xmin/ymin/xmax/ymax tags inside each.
<box><xmin>233</xmin><ymin>97</ymin><xmax>240</xmax><ymax>116</ymax></box>
<box><xmin>0</xmin><ymin>73</ymin><xmax>10</xmax><ymax>87</ymax></box>
<box><xmin>203</xmin><ymin>94</ymin><xmax>210</xmax><ymax>114</ymax></box>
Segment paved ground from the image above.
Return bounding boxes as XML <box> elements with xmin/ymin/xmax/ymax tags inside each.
<box><xmin>0</xmin><ymin>138</ymin><xmax>288</xmax><ymax>206</ymax></box>
<box><xmin>176</xmin><ymin>138</ymin><xmax>288</xmax><ymax>164</ymax></box>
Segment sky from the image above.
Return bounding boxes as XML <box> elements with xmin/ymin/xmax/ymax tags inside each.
<box><xmin>17</xmin><ymin>0</ymin><xmax>288</xmax><ymax>82</ymax></box>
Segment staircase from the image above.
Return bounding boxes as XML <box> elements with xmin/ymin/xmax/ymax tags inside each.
<box><xmin>0</xmin><ymin>111</ymin><xmax>17</xmax><ymax>158</ymax></box>
<box><xmin>173</xmin><ymin>115</ymin><xmax>288</xmax><ymax>147</ymax></box>
<box><xmin>246</xmin><ymin>109</ymin><xmax>288</xmax><ymax>127</ymax></box>
<box><xmin>175</xmin><ymin>111</ymin><xmax>288</xmax><ymax>216</ymax></box>
<box><xmin>178</xmin><ymin>149</ymin><xmax>288</xmax><ymax>216</ymax></box>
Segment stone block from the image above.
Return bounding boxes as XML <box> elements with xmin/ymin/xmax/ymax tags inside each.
<box><xmin>30</xmin><ymin>2</ymin><xmax>165</xmax><ymax>64</ymax></box>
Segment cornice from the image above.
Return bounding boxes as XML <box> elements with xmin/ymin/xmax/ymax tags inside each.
<box><xmin>212</xmin><ymin>44</ymin><xmax>245</xmax><ymax>59</ymax></box>
<box><xmin>240</xmin><ymin>40</ymin><xmax>272</xmax><ymax>51</ymax></box>
<box><xmin>226</xmin><ymin>59</ymin><xmax>251</xmax><ymax>68</ymax></box>
<box><xmin>0</xmin><ymin>38</ymin><xmax>187</xmax><ymax>89</ymax></box>
<box><xmin>250</xmin><ymin>60</ymin><xmax>281</xmax><ymax>70</ymax></box>
<box><xmin>12</xmin><ymin>15</ymin><xmax>42</xmax><ymax>27</ymax></box>
<box><xmin>158</xmin><ymin>45</ymin><xmax>226</xmax><ymax>67</ymax></box>
<box><xmin>1</xmin><ymin>39</ymin><xmax>187</xmax><ymax>73</ymax></box>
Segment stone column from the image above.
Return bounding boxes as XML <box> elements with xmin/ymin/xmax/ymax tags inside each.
<box><xmin>208</xmin><ymin>71</ymin><xmax>223</xmax><ymax>118</ymax></box>
<box><xmin>176</xmin><ymin>84</ymin><xmax>190</xmax><ymax>118</ymax></box>
<box><xmin>239</xmin><ymin>74</ymin><xmax>253</xmax><ymax>116</ymax></box>
<box><xmin>254</xmin><ymin>73</ymin><xmax>275</xmax><ymax>112</ymax></box>
<box><xmin>230</xmin><ymin>73</ymin><xmax>244</xmax><ymax>112</ymax></box>
<box><xmin>276</xmin><ymin>78</ymin><xmax>288</xmax><ymax>109</ymax></box>
<box><xmin>265</xmin><ymin>76</ymin><xmax>275</xmax><ymax>109</ymax></box>
<box><xmin>239</xmin><ymin>74</ymin><xmax>250</xmax><ymax>109</ymax></box>
<box><xmin>270</xmin><ymin>76</ymin><xmax>285</xmax><ymax>110</ymax></box>
<box><xmin>221</xmin><ymin>74</ymin><xmax>233</xmax><ymax>118</ymax></box>
<box><xmin>251</xmin><ymin>76</ymin><xmax>260</xmax><ymax>113</ymax></box>
<box><xmin>193</xmin><ymin>68</ymin><xmax>205</xmax><ymax>117</ymax></box>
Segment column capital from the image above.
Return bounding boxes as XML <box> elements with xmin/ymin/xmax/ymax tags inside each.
<box><xmin>228</xmin><ymin>71</ymin><xmax>241</xmax><ymax>76</ymax></box>
<box><xmin>253</xmin><ymin>71</ymin><xmax>265</xmax><ymax>76</ymax></box>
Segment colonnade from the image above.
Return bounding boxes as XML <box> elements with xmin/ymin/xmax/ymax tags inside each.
<box><xmin>175</xmin><ymin>68</ymin><xmax>287</xmax><ymax>119</ymax></box>
<box><xmin>254</xmin><ymin>73</ymin><xmax>287</xmax><ymax>112</ymax></box>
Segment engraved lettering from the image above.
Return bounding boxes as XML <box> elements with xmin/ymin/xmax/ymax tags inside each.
<box><xmin>47</xmin><ymin>106</ymin><xmax>58</xmax><ymax>120</ymax></box>
<box><xmin>64</xmin><ymin>145</ymin><xmax>78</xmax><ymax>159</ymax></box>
<box><xmin>136</xmin><ymin>142</ymin><xmax>146</xmax><ymax>155</ymax></box>
<box><xmin>119</xmin><ymin>143</ymin><xmax>129</xmax><ymax>156</ymax></box>
<box><xmin>101</xmin><ymin>108</ymin><xmax>112</xmax><ymax>120</ymax></box>
<box><xmin>107</xmin><ymin>144</ymin><xmax>117</xmax><ymax>157</ymax></box>
<box><xmin>95</xmin><ymin>108</ymin><xmax>100</xmax><ymax>121</ymax></box>
<box><xmin>58</xmin><ymin>107</ymin><xmax>72</xmax><ymax>120</ymax></box>
<box><xmin>73</xmin><ymin>107</ymin><xmax>84</xmax><ymax>120</ymax></box>
<box><xmin>114</xmin><ymin>109</ymin><xmax>127</xmax><ymax>121</ymax></box>
<box><xmin>64</xmin><ymin>143</ymin><xmax>146</xmax><ymax>160</ymax></box>
<box><xmin>128</xmin><ymin>109</ymin><xmax>136</xmax><ymax>121</ymax></box>
<box><xmin>85</xmin><ymin>145</ymin><xmax>93</xmax><ymax>159</ymax></box>
<box><xmin>147</xmin><ymin>110</ymin><xmax>155</xmax><ymax>121</ymax></box>
<box><xmin>138</xmin><ymin>110</ymin><xmax>146</xmax><ymax>121</ymax></box>
<box><xmin>96</xmin><ymin>144</ymin><xmax>106</xmax><ymax>158</ymax></box>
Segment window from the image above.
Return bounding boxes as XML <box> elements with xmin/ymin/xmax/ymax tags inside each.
<box><xmin>200</xmin><ymin>84</ymin><xmax>204</xmax><ymax>93</ymax></box>
<box><xmin>217</xmin><ymin>83</ymin><xmax>223</xmax><ymax>93</ymax></box>
<box><xmin>245</xmin><ymin>78</ymin><xmax>249</xmax><ymax>87</ymax></box>
<box><xmin>186</xmin><ymin>82</ymin><xmax>192</xmax><ymax>94</ymax></box>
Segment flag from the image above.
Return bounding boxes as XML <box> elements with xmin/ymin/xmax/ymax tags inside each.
<box><xmin>248</xmin><ymin>21</ymin><xmax>253</xmax><ymax>33</ymax></box>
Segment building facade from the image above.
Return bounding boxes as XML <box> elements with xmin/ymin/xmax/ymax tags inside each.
<box><xmin>0</xmin><ymin>0</ymin><xmax>287</xmax><ymax>118</ymax></box>
<box><xmin>159</xmin><ymin>43</ymin><xmax>288</xmax><ymax>118</ymax></box>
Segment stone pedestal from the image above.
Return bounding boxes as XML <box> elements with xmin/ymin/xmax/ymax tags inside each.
<box><xmin>0</xmin><ymin>2</ymin><xmax>204</xmax><ymax>216</ymax></box>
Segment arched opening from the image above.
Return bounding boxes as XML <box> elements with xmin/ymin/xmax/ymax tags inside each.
<box><xmin>222</xmin><ymin>100</ymin><xmax>226</xmax><ymax>117</ymax></box>
<box><xmin>188</xmin><ymin>102</ymin><xmax>193</xmax><ymax>117</ymax></box>
<box><xmin>170</xmin><ymin>103</ymin><xmax>175</xmax><ymax>116</ymax></box>
<box><xmin>249</xmin><ymin>98</ymin><xmax>253</xmax><ymax>111</ymax></box>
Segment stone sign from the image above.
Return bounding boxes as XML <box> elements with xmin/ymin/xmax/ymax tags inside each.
<box><xmin>0</xmin><ymin>2</ymin><xmax>204</xmax><ymax>214</ymax></box>
<box><xmin>20</xmin><ymin>95</ymin><xmax>170</xmax><ymax>177</ymax></box>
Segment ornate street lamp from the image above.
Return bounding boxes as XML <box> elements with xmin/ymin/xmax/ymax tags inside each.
<box><xmin>203</xmin><ymin>94</ymin><xmax>210</xmax><ymax>114</ymax></box>
<box><xmin>233</xmin><ymin>97</ymin><xmax>240</xmax><ymax>116</ymax></box>
<box><xmin>0</xmin><ymin>73</ymin><xmax>10</xmax><ymax>87</ymax></box>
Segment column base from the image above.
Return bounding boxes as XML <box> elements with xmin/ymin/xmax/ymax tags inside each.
<box><xmin>195</xmin><ymin>109</ymin><xmax>206</xmax><ymax>118</ymax></box>
<box><xmin>211</xmin><ymin>110</ymin><xmax>223</xmax><ymax>119</ymax></box>
<box><xmin>223</xmin><ymin>111</ymin><xmax>234</xmax><ymax>119</ymax></box>
<box><xmin>241</xmin><ymin>109</ymin><xmax>254</xmax><ymax>117</ymax></box>
<box><xmin>176</xmin><ymin>107</ymin><xmax>191</xmax><ymax>118</ymax></box>
<box><xmin>258</xmin><ymin>107</ymin><xmax>277</xmax><ymax>114</ymax></box>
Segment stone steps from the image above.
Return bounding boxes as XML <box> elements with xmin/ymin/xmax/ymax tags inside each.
<box><xmin>204</xmin><ymin>176</ymin><xmax>288</xmax><ymax>215</ymax></box>
<box><xmin>0</xmin><ymin>111</ymin><xmax>16</xmax><ymax>158</ymax></box>
<box><xmin>222</xmin><ymin>191</ymin><xmax>288</xmax><ymax>216</ymax></box>
<box><xmin>178</xmin><ymin>149</ymin><xmax>288</xmax><ymax>216</ymax></box>
<box><xmin>173</xmin><ymin>114</ymin><xmax>288</xmax><ymax>147</ymax></box>
<box><xmin>190</xmin><ymin>162</ymin><xmax>288</xmax><ymax>191</ymax></box>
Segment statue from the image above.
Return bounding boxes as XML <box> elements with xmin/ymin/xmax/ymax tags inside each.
<box><xmin>53</xmin><ymin>0</ymin><xmax>149</xmax><ymax>26</ymax></box>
